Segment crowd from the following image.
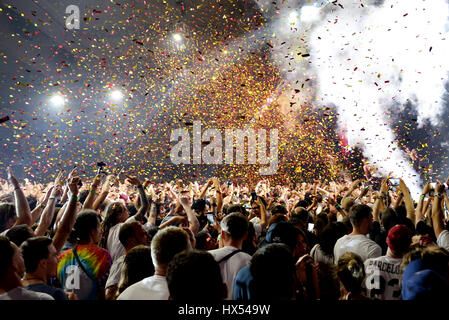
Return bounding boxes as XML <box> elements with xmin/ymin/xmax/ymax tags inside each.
<box><xmin>1</xmin><ymin>165</ymin><xmax>449</xmax><ymax>301</ymax></box>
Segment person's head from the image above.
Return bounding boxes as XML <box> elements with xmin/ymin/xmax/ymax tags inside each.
<box><xmin>191</xmin><ymin>199</ymin><xmax>206</xmax><ymax>215</ymax></box>
<box><xmin>119</xmin><ymin>221</ymin><xmax>149</xmax><ymax>251</ymax></box>
<box><xmin>0</xmin><ymin>236</ymin><xmax>25</xmax><ymax>289</ymax></box>
<box><xmin>271</xmin><ymin>204</ymin><xmax>287</xmax><ymax>216</ymax></box>
<box><xmin>227</xmin><ymin>204</ymin><xmax>248</xmax><ymax>217</ymax></box>
<box><xmin>264</xmin><ymin>221</ymin><xmax>307</xmax><ymax>259</ymax></box>
<box><xmin>150</xmin><ymin>226</ymin><xmax>190</xmax><ymax>274</ymax></box>
<box><xmin>5</xmin><ymin>224</ymin><xmax>34</xmax><ymax>247</ymax></box>
<box><xmin>267</xmin><ymin>213</ymin><xmax>287</xmax><ymax>229</ymax></box>
<box><xmin>250</xmin><ymin>243</ymin><xmax>297</xmax><ymax>300</ymax></box>
<box><xmin>0</xmin><ymin>203</ymin><xmax>16</xmax><ymax>232</ymax></box>
<box><xmin>117</xmin><ymin>245</ymin><xmax>154</xmax><ymax>295</ymax></box>
<box><xmin>290</xmin><ymin>206</ymin><xmax>309</xmax><ymax>230</ymax></box>
<box><xmin>77</xmin><ymin>190</ymin><xmax>89</xmax><ymax>205</ymax></box>
<box><xmin>318</xmin><ymin>222</ymin><xmax>345</xmax><ymax>257</ymax></box>
<box><xmin>167</xmin><ymin>250</ymin><xmax>225</xmax><ymax>301</ymax></box>
<box><xmin>337</xmin><ymin>252</ymin><xmax>366</xmax><ymax>297</ymax></box>
<box><xmin>20</xmin><ymin>236</ymin><xmax>58</xmax><ymax>280</ymax></box>
<box><xmin>401</xmin><ymin>246</ymin><xmax>449</xmax><ymax>300</ymax></box>
<box><xmin>386</xmin><ymin>224</ymin><xmax>412</xmax><ymax>258</ymax></box>
<box><xmin>100</xmin><ymin>201</ymin><xmax>129</xmax><ymax>248</ymax></box>
<box><xmin>314</xmin><ymin>213</ymin><xmax>329</xmax><ymax>237</ymax></box>
<box><xmin>72</xmin><ymin>210</ymin><xmax>102</xmax><ymax>245</ymax></box>
<box><xmin>241</xmin><ymin>222</ymin><xmax>257</xmax><ymax>256</ymax></box>
<box><xmin>348</xmin><ymin>204</ymin><xmax>373</xmax><ymax>234</ymax></box>
<box><xmin>380</xmin><ymin>208</ymin><xmax>398</xmax><ymax>231</ymax></box>
<box><xmin>220</xmin><ymin>212</ymin><xmax>248</xmax><ymax>244</ymax></box>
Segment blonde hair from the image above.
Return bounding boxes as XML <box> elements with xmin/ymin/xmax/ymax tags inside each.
<box><xmin>337</xmin><ymin>252</ymin><xmax>365</xmax><ymax>295</ymax></box>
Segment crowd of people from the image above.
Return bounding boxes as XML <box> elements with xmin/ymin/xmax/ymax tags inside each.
<box><xmin>1</xmin><ymin>165</ymin><xmax>449</xmax><ymax>301</ymax></box>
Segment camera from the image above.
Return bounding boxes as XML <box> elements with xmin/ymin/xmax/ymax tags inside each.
<box><xmin>96</xmin><ymin>161</ymin><xmax>108</xmax><ymax>175</ymax></box>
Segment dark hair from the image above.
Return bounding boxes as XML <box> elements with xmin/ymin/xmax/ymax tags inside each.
<box><xmin>72</xmin><ymin>210</ymin><xmax>101</xmax><ymax>242</ymax></box>
<box><xmin>118</xmin><ymin>245</ymin><xmax>154</xmax><ymax>295</ymax></box>
<box><xmin>381</xmin><ymin>208</ymin><xmax>398</xmax><ymax>232</ymax></box>
<box><xmin>227</xmin><ymin>204</ymin><xmax>248</xmax><ymax>217</ymax></box>
<box><xmin>220</xmin><ymin>212</ymin><xmax>248</xmax><ymax>240</ymax></box>
<box><xmin>0</xmin><ymin>236</ymin><xmax>14</xmax><ymax>278</ymax></box>
<box><xmin>167</xmin><ymin>250</ymin><xmax>223</xmax><ymax>301</ymax></box>
<box><xmin>318</xmin><ymin>223</ymin><xmax>344</xmax><ymax>256</ymax></box>
<box><xmin>78</xmin><ymin>190</ymin><xmax>89</xmax><ymax>205</ymax></box>
<box><xmin>100</xmin><ymin>202</ymin><xmax>125</xmax><ymax>248</ymax></box>
<box><xmin>118</xmin><ymin>221</ymin><xmax>141</xmax><ymax>247</ymax></box>
<box><xmin>0</xmin><ymin>203</ymin><xmax>16</xmax><ymax>232</ymax></box>
<box><xmin>348</xmin><ymin>204</ymin><xmax>372</xmax><ymax>229</ymax></box>
<box><xmin>271</xmin><ymin>204</ymin><xmax>287</xmax><ymax>215</ymax></box>
<box><xmin>295</xmin><ymin>200</ymin><xmax>310</xmax><ymax>208</ymax></box>
<box><xmin>268</xmin><ymin>214</ymin><xmax>287</xmax><ymax>228</ymax></box>
<box><xmin>250</xmin><ymin>243</ymin><xmax>296</xmax><ymax>300</ymax></box>
<box><xmin>290</xmin><ymin>207</ymin><xmax>309</xmax><ymax>226</ymax></box>
<box><xmin>242</xmin><ymin>222</ymin><xmax>257</xmax><ymax>256</ymax></box>
<box><xmin>5</xmin><ymin>224</ymin><xmax>34</xmax><ymax>247</ymax></box>
<box><xmin>194</xmin><ymin>230</ymin><xmax>209</xmax><ymax>250</ymax></box>
<box><xmin>20</xmin><ymin>236</ymin><xmax>52</xmax><ymax>273</ymax></box>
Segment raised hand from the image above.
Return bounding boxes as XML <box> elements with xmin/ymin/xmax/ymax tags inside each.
<box><xmin>68</xmin><ymin>177</ymin><xmax>81</xmax><ymax>196</ymax></box>
<box><xmin>125</xmin><ymin>175</ymin><xmax>141</xmax><ymax>186</ymax></box>
<box><xmin>7</xmin><ymin>166</ymin><xmax>19</xmax><ymax>188</ymax></box>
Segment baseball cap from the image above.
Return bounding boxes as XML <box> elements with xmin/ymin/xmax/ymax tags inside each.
<box><xmin>386</xmin><ymin>224</ymin><xmax>412</xmax><ymax>256</ymax></box>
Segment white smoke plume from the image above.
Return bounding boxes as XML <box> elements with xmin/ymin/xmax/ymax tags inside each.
<box><xmin>255</xmin><ymin>0</ymin><xmax>449</xmax><ymax>197</ymax></box>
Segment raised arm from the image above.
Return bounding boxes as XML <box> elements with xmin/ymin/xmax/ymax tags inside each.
<box><xmin>398</xmin><ymin>178</ymin><xmax>415</xmax><ymax>223</ymax></box>
<box><xmin>82</xmin><ymin>173</ymin><xmax>102</xmax><ymax>210</ymax></box>
<box><xmin>179</xmin><ymin>192</ymin><xmax>199</xmax><ymax>235</ymax></box>
<box><xmin>92</xmin><ymin>174</ymin><xmax>115</xmax><ymax>211</ymax></box>
<box><xmin>31</xmin><ymin>186</ymin><xmax>53</xmax><ymax>223</ymax></box>
<box><xmin>34</xmin><ymin>171</ymin><xmax>64</xmax><ymax>236</ymax></box>
<box><xmin>198</xmin><ymin>179</ymin><xmax>213</xmax><ymax>200</ymax></box>
<box><xmin>415</xmin><ymin>183</ymin><xmax>430</xmax><ymax>226</ymax></box>
<box><xmin>125</xmin><ymin>175</ymin><xmax>149</xmax><ymax>220</ymax></box>
<box><xmin>52</xmin><ymin>176</ymin><xmax>81</xmax><ymax>253</ymax></box>
<box><xmin>432</xmin><ymin>184</ymin><xmax>446</xmax><ymax>239</ymax></box>
<box><xmin>7</xmin><ymin>167</ymin><xmax>32</xmax><ymax>227</ymax></box>
<box><xmin>211</xmin><ymin>177</ymin><xmax>223</xmax><ymax>213</ymax></box>
<box><xmin>372</xmin><ymin>179</ymin><xmax>388</xmax><ymax>223</ymax></box>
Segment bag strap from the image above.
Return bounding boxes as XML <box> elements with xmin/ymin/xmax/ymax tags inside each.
<box><xmin>72</xmin><ymin>247</ymin><xmax>97</xmax><ymax>284</ymax></box>
<box><xmin>217</xmin><ymin>249</ymin><xmax>243</xmax><ymax>264</ymax></box>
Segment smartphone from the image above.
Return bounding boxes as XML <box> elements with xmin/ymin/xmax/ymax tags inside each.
<box><xmin>251</xmin><ymin>192</ymin><xmax>257</xmax><ymax>201</ymax></box>
<box><xmin>389</xmin><ymin>179</ymin><xmax>400</xmax><ymax>187</ymax></box>
<box><xmin>308</xmin><ymin>223</ymin><xmax>314</xmax><ymax>232</ymax></box>
<box><xmin>206</xmin><ymin>213</ymin><xmax>216</xmax><ymax>225</ymax></box>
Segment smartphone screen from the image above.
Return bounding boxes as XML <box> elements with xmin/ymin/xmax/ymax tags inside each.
<box><xmin>206</xmin><ymin>213</ymin><xmax>215</xmax><ymax>225</ymax></box>
<box><xmin>308</xmin><ymin>223</ymin><xmax>314</xmax><ymax>232</ymax></box>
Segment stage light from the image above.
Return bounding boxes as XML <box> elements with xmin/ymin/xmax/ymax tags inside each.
<box><xmin>300</xmin><ymin>5</ymin><xmax>321</xmax><ymax>23</ymax></box>
<box><xmin>50</xmin><ymin>94</ymin><xmax>65</xmax><ymax>107</ymax></box>
<box><xmin>173</xmin><ymin>33</ymin><xmax>183</xmax><ymax>42</ymax></box>
<box><xmin>288</xmin><ymin>11</ymin><xmax>299</xmax><ymax>24</ymax></box>
<box><xmin>110</xmin><ymin>89</ymin><xmax>124</xmax><ymax>101</ymax></box>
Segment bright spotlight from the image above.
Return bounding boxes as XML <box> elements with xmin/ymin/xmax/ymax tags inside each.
<box><xmin>288</xmin><ymin>11</ymin><xmax>299</xmax><ymax>24</ymax></box>
<box><xmin>110</xmin><ymin>89</ymin><xmax>124</xmax><ymax>101</ymax></box>
<box><xmin>50</xmin><ymin>94</ymin><xmax>65</xmax><ymax>107</ymax></box>
<box><xmin>173</xmin><ymin>33</ymin><xmax>183</xmax><ymax>42</ymax></box>
<box><xmin>300</xmin><ymin>5</ymin><xmax>321</xmax><ymax>23</ymax></box>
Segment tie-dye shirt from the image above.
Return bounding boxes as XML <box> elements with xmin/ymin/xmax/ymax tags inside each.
<box><xmin>57</xmin><ymin>244</ymin><xmax>111</xmax><ymax>300</ymax></box>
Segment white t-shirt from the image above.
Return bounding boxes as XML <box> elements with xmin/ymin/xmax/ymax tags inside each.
<box><xmin>116</xmin><ymin>275</ymin><xmax>168</xmax><ymax>300</ymax></box>
<box><xmin>363</xmin><ymin>255</ymin><xmax>403</xmax><ymax>300</ymax></box>
<box><xmin>107</xmin><ymin>216</ymin><xmax>136</xmax><ymax>263</ymax></box>
<box><xmin>437</xmin><ymin>230</ymin><xmax>449</xmax><ymax>252</ymax></box>
<box><xmin>249</xmin><ymin>217</ymin><xmax>262</xmax><ymax>238</ymax></box>
<box><xmin>0</xmin><ymin>287</ymin><xmax>54</xmax><ymax>300</ymax></box>
<box><xmin>105</xmin><ymin>255</ymin><xmax>125</xmax><ymax>289</ymax></box>
<box><xmin>333</xmin><ymin>234</ymin><xmax>382</xmax><ymax>263</ymax></box>
<box><xmin>310</xmin><ymin>244</ymin><xmax>334</xmax><ymax>265</ymax></box>
<box><xmin>208</xmin><ymin>246</ymin><xmax>251</xmax><ymax>300</ymax></box>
